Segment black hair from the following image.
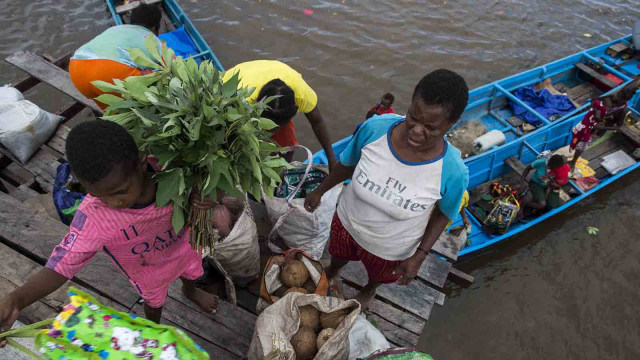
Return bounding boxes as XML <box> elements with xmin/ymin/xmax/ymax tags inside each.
<box><xmin>257</xmin><ymin>79</ymin><xmax>298</xmax><ymax>126</ymax></box>
<box><xmin>412</xmin><ymin>69</ymin><xmax>469</xmax><ymax>123</ymax></box>
<box><xmin>130</xmin><ymin>4</ymin><xmax>162</xmax><ymax>31</ymax></box>
<box><xmin>382</xmin><ymin>93</ymin><xmax>395</xmax><ymax>104</ymax></box>
<box><xmin>547</xmin><ymin>154</ymin><xmax>565</xmax><ymax>170</ymax></box>
<box><xmin>66</xmin><ymin>120</ymin><xmax>140</xmax><ymax>184</ymax></box>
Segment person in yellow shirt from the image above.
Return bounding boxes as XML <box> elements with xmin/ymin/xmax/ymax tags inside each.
<box><xmin>223</xmin><ymin>60</ymin><xmax>337</xmax><ymax>166</ymax></box>
<box><xmin>446</xmin><ymin>190</ymin><xmax>470</xmax><ymax>230</ymax></box>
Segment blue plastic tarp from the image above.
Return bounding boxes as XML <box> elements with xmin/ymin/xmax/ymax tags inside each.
<box><xmin>510</xmin><ymin>86</ymin><xmax>576</xmax><ymax>126</ymax></box>
<box><xmin>159</xmin><ymin>26</ymin><xmax>200</xmax><ymax>59</ymax></box>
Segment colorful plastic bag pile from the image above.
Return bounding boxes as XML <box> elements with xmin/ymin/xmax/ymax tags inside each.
<box><xmin>0</xmin><ymin>287</ymin><xmax>209</xmax><ymax>360</ymax></box>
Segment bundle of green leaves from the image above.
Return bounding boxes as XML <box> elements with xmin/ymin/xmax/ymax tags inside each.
<box><xmin>91</xmin><ymin>37</ymin><xmax>289</xmax><ymax>251</ymax></box>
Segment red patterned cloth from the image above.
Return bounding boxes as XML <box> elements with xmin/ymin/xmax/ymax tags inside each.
<box><xmin>329</xmin><ymin>213</ymin><xmax>402</xmax><ymax>284</ymax></box>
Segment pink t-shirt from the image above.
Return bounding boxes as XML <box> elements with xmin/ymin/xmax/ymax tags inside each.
<box><xmin>46</xmin><ymin>195</ymin><xmax>201</xmax><ymax>298</ymax></box>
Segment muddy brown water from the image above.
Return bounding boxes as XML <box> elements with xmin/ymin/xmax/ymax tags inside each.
<box><xmin>1</xmin><ymin>1</ymin><xmax>639</xmax><ymax>359</ymax></box>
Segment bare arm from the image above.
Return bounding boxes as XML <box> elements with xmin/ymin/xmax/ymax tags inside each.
<box><xmin>304</xmin><ymin>162</ymin><xmax>355</xmax><ymax>212</ymax></box>
<box><xmin>0</xmin><ymin>268</ymin><xmax>68</xmax><ymax>346</ymax></box>
<box><xmin>460</xmin><ymin>208</ymin><xmax>470</xmax><ymax>227</ymax></box>
<box><xmin>305</xmin><ymin>106</ymin><xmax>338</xmax><ymax>167</ymax></box>
<box><xmin>395</xmin><ymin>208</ymin><xmax>451</xmax><ymax>285</ymax></box>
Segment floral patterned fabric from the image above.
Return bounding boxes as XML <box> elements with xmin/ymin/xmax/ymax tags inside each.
<box><xmin>35</xmin><ymin>287</ymin><xmax>209</xmax><ymax>360</ymax></box>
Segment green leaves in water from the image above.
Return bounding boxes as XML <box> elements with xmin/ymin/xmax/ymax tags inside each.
<box><xmin>586</xmin><ymin>226</ymin><xmax>599</xmax><ymax>235</ymax></box>
<box><xmin>93</xmin><ymin>36</ymin><xmax>290</xmax><ymax>252</ymax></box>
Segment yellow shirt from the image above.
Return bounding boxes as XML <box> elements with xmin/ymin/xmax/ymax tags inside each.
<box><xmin>222</xmin><ymin>60</ymin><xmax>318</xmax><ymax>113</ymax></box>
<box><xmin>445</xmin><ymin>190</ymin><xmax>469</xmax><ymax>229</ymax></box>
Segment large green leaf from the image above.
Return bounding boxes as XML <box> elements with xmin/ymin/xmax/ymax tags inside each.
<box><xmin>171</xmin><ymin>207</ymin><xmax>186</xmax><ymax>233</ymax></box>
<box><xmin>222</xmin><ymin>71</ymin><xmax>240</xmax><ymax>97</ymax></box>
<box><xmin>129</xmin><ymin>48</ymin><xmax>162</xmax><ymax>70</ymax></box>
<box><xmin>94</xmin><ymin>94</ymin><xmax>123</xmax><ymax>106</ymax></box>
<box><xmin>156</xmin><ymin>169</ymin><xmax>182</xmax><ymax>207</ymax></box>
<box><xmin>145</xmin><ymin>35</ymin><xmax>163</xmax><ymax>62</ymax></box>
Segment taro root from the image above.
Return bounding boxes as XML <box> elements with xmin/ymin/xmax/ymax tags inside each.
<box><xmin>320</xmin><ymin>308</ymin><xmax>348</xmax><ymax>329</ymax></box>
<box><xmin>316</xmin><ymin>328</ymin><xmax>335</xmax><ymax>350</ymax></box>
<box><xmin>291</xmin><ymin>327</ymin><xmax>317</xmax><ymax>360</ymax></box>
<box><xmin>280</xmin><ymin>260</ymin><xmax>309</xmax><ymax>287</ymax></box>
<box><xmin>302</xmin><ymin>278</ymin><xmax>316</xmax><ymax>294</ymax></box>
<box><xmin>211</xmin><ymin>204</ymin><xmax>233</xmax><ymax>237</ymax></box>
<box><xmin>284</xmin><ymin>287</ymin><xmax>308</xmax><ymax>295</ymax></box>
<box><xmin>299</xmin><ymin>305</ymin><xmax>320</xmax><ymax>330</ymax></box>
<box><xmin>274</xmin><ymin>285</ymin><xmax>289</xmax><ymax>298</ymax></box>
<box><xmin>270</xmin><ymin>255</ymin><xmax>286</xmax><ymax>269</ymax></box>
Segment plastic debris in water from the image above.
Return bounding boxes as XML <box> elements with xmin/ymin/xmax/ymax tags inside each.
<box><xmin>303</xmin><ymin>9</ymin><xmax>314</xmax><ymax>15</ymax></box>
<box><xmin>583</xmin><ymin>33</ymin><xmax>592</xmax><ymax>38</ymax></box>
<box><xmin>586</xmin><ymin>226</ymin><xmax>599</xmax><ymax>235</ymax></box>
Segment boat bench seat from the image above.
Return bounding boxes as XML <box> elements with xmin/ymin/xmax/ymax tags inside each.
<box><xmin>574</xmin><ymin>62</ymin><xmax>619</xmax><ymax>90</ymax></box>
<box><xmin>116</xmin><ymin>0</ymin><xmax>162</xmax><ymax>14</ymax></box>
<box><xmin>505</xmin><ymin>156</ymin><xmax>527</xmax><ymax>177</ymax></box>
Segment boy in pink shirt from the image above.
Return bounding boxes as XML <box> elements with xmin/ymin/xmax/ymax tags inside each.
<box><xmin>0</xmin><ymin>120</ymin><xmax>217</xmax><ymax>336</ymax></box>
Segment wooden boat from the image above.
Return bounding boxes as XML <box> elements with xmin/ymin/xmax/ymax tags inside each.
<box><xmin>104</xmin><ymin>0</ymin><xmax>224</xmax><ymax>71</ymax></box>
<box><xmin>312</xmin><ymin>34</ymin><xmax>640</xmax><ymax>164</ymax></box>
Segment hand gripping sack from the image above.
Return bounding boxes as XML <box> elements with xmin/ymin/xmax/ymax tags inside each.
<box><xmin>263</xmin><ymin>146</ymin><xmax>343</xmax><ymax>260</ymax></box>
<box><xmin>256</xmin><ymin>249</ymin><xmax>329</xmax><ymax>314</ymax></box>
<box><xmin>212</xmin><ymin>195</ymin><xmax>261</xmax><ymax>286</ymax></box>
<box><xmin>248</xmin><ymin>292</ymin><xmax>360</xmax><ymax>360</ymax></box>
<box><xmin>0</xmin><ymin>287</ymin><xmax>209</xmax><ymax>359</ymax></box>
<box><xmin>0</xmin><ymin>100</ymin><xmax>62</xmax><ymax>163</ymax></box>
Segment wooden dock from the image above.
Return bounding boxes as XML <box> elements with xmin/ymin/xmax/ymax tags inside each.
<box><xmin>0</xmin><ymin>51</ymin><xmax>473</xmax><ymax>357</ymax></box>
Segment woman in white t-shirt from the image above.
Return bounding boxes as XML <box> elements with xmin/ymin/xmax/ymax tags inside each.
<box><xmin>305</xmin><ymin>69</ymin><xmax>470</xmax><ymax>310</ymax></box>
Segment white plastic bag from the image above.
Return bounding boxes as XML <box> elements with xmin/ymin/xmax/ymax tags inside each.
<box><xmin>264</xmin><ymin>147</ymin><xmax>342</xmax><ymax>260</ymax></box>
<box><xmin>348</xmin><ymin>314</ymin><xmax>390</xmax><ymax>360</ymax></box>
<box><xmin>0</xmin><ymin>86</ymin><xmax>24</xmax><ymax>104</ymax></box>
<box><xmin>248</xmin><ymin>293</ymin><xmax>360</xmax><ymax>360</ymax></box>
<box><xmin>0</xmin><ymin>100</ymin><xmax>62</xmax><ymax>163</ymax></box>
<box><xmin>212</xmin><ymin>196</ymin><xmax>260</xmax><ymax>287</ymax></box>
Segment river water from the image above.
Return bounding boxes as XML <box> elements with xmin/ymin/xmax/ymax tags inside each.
<box><xmin>2</xmin><ymin>0</ymin><xmax>639</xmax><ymax>358</ymax></box>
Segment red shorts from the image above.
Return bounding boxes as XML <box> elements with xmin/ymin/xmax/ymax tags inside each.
<box><xmin>271</xmin><ymin>120</ymin><xmax>299</xmax><ymax>147</ymax></box>
<box><xmin>329</xmin><ymin>213</ymin><xmax>401</xmax><ymax>284</ymax></box>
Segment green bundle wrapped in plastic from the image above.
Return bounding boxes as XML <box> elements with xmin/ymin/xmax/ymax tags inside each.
<box><xmin>359</xmin><ymin>348</ymin><xmax>435</xmax><ymax>360</ymax></box>
<box><xmin>0</xmin><ymin>287</ymin><xmax>209</xmax><ymax>359</ymax></box>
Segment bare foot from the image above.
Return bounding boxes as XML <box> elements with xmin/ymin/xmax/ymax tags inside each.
<box><xmin>183</xmin><ymin>285</ymin><xmax>218</xmax><ymax>314</ymax></box>
<box><xmin>353</xmin><ymin>286</ymin><xmax>377</xmax><ymax>312</ymax></box>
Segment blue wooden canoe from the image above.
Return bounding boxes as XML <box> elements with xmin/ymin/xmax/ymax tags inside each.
<box><xmin>457</xmin><ymin>93</ymin><xmax>640</xmax><ymax>256</ymax></box>
<box><xmin>312</xmin><ymin>34</ymin><xmax>640</xmax><ymax>165</ymax></box>
<box><xmin>104</xmin><ymin>0</ymin><xmax>224</xmax><ymax>71</ymax></box>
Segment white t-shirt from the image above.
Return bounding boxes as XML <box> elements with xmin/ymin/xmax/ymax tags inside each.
<box><xmin>337</xmin><ymin>114</ymin><xmax>468</xmax><ymax>261</ymax></box>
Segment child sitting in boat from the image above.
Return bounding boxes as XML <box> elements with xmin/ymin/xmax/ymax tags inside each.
<box><xmin>366</xmin><ymin>93</ymin><xmax>396</xmax><ymax>120</ymax></box>
<box><xmin>521</xmin><ymin>155</ymin><xmax>570</xmax><ymax>213</ymax></box>
<box><xmin>0</xmin><ymin>121</ymin><xmax>218</xmax><ymax>339</ymax></box>
<box><xmin>352</xmin><ymin>93</ymin><xmax>397</xmax><ymax>135</ymax></box>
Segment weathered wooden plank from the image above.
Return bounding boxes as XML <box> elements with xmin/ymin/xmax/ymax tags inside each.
<box><xmin>55</xmin><ymin>102</ymin><xmax>86</xmax><ymax>125</ymax></box>
<box><xmin>130</xmin><ymin>304</ymin><xmax>242</xmax><ymax>360</ymax></box>
<box><xmin>340</xmin><ymin>260</ymin><xmax>444</xmax><ymax>321</ymax></box>
<box><xmin>131</xmin><ymin>298</ymin><xmax>251</xmax><ymax>357</ymax></box>
<box><xmin>447</xmin><ymin>267</ymin><xmax>475</xmax><ymax>288</ymax></box>
<box><xmin>44</xmin><ymin>125</ymin><xmax>71</xmax><ymax>155</ymax></box>
<box><xmin>505</xmin><ymin>156</ymin><xmax>526</xmax><ymax>177</ymax></box>
<box><xmin>12</xmin><ymin>52</ymin><xmax>72</xmax><ymax>93</ymax></box>
<box><xmin>416</xmin><ymin>253</ymin><xmax>451</xmax><ymax>288</ymax></box>
<box><xmin>0</xmin><ymin>191</ymin><xmax>141</xmax><ymax>309</ymax></box>
<box><xmin>366</xmin><ymin>313</ymin><xmax>419</xmax><ymax>348</ymax></box>
<box><xmin>167</xmin><ymin>281</ymin><xmax>257</xmax><ymax>341</ymax></box>
<box><xmin>430</xmin><ymin>232</ymin><xmax>467</xmax><ymax>263</ymax></box>
<box><xmin>0</xmin><ymin>243</ymin><xmax>127</xmax><ymax>312</ymax></box>
<box><xmin>342</xmin><ymin>283</ymin><xmax>425</xmax><ymax>335</ymax></box>
<box><xmin>575</xmin><ymin>62</ymin><xmax>619</xmax><ymax>89</ymax></box>
<box><xmin>6</xmin><ymin>51</ymin><xmax>101</xmax><ymax>113</ymax></box>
